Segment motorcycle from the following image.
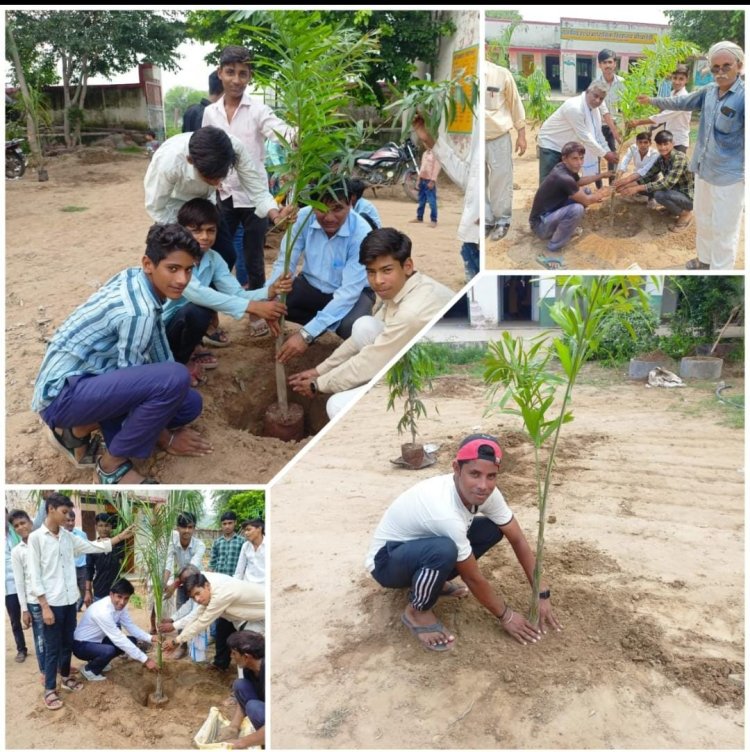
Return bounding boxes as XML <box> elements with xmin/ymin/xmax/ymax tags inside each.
<box><xmin>352</xmin><ymin>137</ymin><xmax>420</xmax><ymax>202</ymax></box>
<box><xmin>6</xmin><ymin>138</ymin><xmax>27</xmax><ymax>180</ymax></box>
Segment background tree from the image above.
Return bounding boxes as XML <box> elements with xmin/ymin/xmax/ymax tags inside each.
<box><xmin>164</xmin><ymin>85</ymin><xmax>206</xmax><ymax>135</ymax></box>
<box><xmin>186</xmin><ymin>9</ymin><xmax>456</xmax><ymax>106</ymax></box>
<box><xmin>9</xmin><ymin>10</ymin><xmax>186</xmax><ymax>147</ymax></box>
<box><xmin>665</xmin><ymin>10</ymin><xmax>744</xmax><ymax>50</ymax></box>
<box><xmin>211</xmin><ymin>490</ymin><xmax>265</xmax><ymax>525</ymax></box>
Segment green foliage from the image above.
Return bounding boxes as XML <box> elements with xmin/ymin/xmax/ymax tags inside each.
<box><xmin>486</xmin><ymin>10</ymin><xmax>522</xmax><ymax>20</ymax></box>
<box><xmin>657</xmin><ymin>328</ymin><xmax>700</xmax><ymax>360</ymax></box>
<box><xmin>212</xmin><ymin>490</ymin><xmax>265</xmax><ymax>525</ymax></box>
<box><xmin>486</xmin><ymin>18</ymin><xmax>521</xmax><ymax>68</ymax></box>
<box><xmin>667</xmin><ymin>276</ymin><xmax>744</xmax><ymax>340</ymax></box>
<box><xmin>385</xmin><ymin>72</ymin><xmax>479</xmax><ymax>140</ymax></box>
<box><xmin>419</xmin><ymin>342</ymin><xmax>487</xmax><ymax>375</ymax></box>
<box><xmin>617</xmin><ymin>36</ymin><xmax>699</xmax><ymax>136</ymax></box>
<box><xmin>186</xmin><ymin>10</ymin><xmax>455</xmax><ymax>108</ymax></box>
<box><xmin>386</xmin><ymin>343</ymin><xmax>438</xmax><ymax>445</ymax></box>
<box><xmin>164</xmin><ymin>86</ymin><xmax>206</xmax><ymax>122</ymax></box>
<box><xmin>588</xmin><ymin>306</ymin><xmax>660</xmax><ymax>364</ymax></box>
<box><xmin>484</xmin><ymin>276</ymin><xmax>650</xmax><ymax>625</ymax></box>
<box><xmin>522</xmin><ymin>68</ymin><xmax>554</xmax><ymax>125</ymax></box>
<box><xmin>665</xmin><ymin>10</ymin><xmax>744</xmax><ymax>50</ymax></box>
<box><xmin>9</xmin><ymin>10</ymin><xmax>186</xmax><ymax>146</ymax></box>
<box><xmin>114</xmin><ymin>490</ymin><xmax>204</xmax><ymax>692</ymax></box>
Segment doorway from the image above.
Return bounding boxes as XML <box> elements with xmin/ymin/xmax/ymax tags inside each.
<box><xmin>576</xmin><ymin>56</ymin><xmax>593</xmax><ymax>92</ymax></box>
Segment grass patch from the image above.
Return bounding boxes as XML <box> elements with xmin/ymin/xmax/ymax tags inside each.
<box><xmin>61</xmin><ymin>205</ymin><xmax>88</xmax><ymax>212</ymax></box>
<box><xmin>421</xmin><ymin>342</ymin><xmax>487</xmax><ymax>377</ymax></box>
<box><xmin>117</xmin><ymin>145</ymin><xmax>147</xmax><ymax>155</ymax></box>
<box><xmin>668</xmin><ymin>381</ymin><xmax>744</xmax><ymax>429</ymax></box>
<box><xmin>129</xmin><ymin>593</ymin><xmax>143</xmax><ymax>609</ymax></box>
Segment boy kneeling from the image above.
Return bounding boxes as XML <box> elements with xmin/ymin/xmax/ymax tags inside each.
<box><xmin>32</xmin><ymin>224</ymin><xmax>212</xmax><ymax>484</ymax></box>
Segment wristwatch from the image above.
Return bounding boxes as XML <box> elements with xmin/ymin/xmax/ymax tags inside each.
<box><xmin>299</xmin><ymin>328</ymin><xmax>315</xmax><ymax>345</ymax></box>
<box><xmin>309</xmin><ymin>380</ymin><xmax>318</xmax><ymax>395</ymax></box>
<box><xmin>539</xmin><ymin>589</ymin><xmax>551</xmax><ymax>600</ymax></box>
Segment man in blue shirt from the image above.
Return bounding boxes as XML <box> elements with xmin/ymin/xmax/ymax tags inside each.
<box><xmin>271</xmin><ymin>180</ymin><xmax>374</xmax><ymax>364</ymax></box>
<box><xmin>348</xmin><ymin>178</ymin><xmax>382</xmax><ymax>229</ymax></box>
<box><xmin>32</xmin><ymin>224</ymin><xmax>213</xmax><ymax>484</ymax></box>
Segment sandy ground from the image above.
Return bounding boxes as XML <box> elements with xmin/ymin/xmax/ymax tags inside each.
<box><xmin>5</xmin><ymin>150</ymin><xmax>465</xmax><ymax>484</ymax></box>
<box><xmin>4</xmin><ymin>596</ymin><xmax>240</xmax><ymax>749</ymax></box>
<box><xmin>485</xmin><ymin>129</ymin><xmax>745</xmax><ymax>271</ymax></box>
<box><xmin>270</xmin><ymin>364</ymin><xmax>745</xmax><ymax>749</ymax></box>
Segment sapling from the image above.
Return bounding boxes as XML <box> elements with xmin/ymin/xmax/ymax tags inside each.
<box><xmin>229</xmin><ymin>10</ymin><xmax>378</xmax><ymax>416</ymax></box>
<box><xmin>114</xmin><ymin>490</ymin><xmax>204</xmax><ymax>705</ymax></box>
<box><xmin>484</xmin><ymin>276</ymin><xmax>650</xmax><ymax>625</ymax></box>
<box><xmin>386</xmin><ymin>343</ymin><xmax>438</xmax><ymax>466</ymax></box>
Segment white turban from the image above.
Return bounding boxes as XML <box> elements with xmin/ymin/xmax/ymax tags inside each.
<box><xmin>708</xmin><ymin>40</ymin><xmax>745</xmax><ymax>65</ymax></box>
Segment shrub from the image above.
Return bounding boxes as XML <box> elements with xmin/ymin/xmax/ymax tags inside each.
<box><xmin>587</xmin><ymin>306</ymin><xmax>660</xmax><ymax>364</ymax></box>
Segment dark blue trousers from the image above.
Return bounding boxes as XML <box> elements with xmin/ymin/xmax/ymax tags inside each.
<box><xmin>5</xmin><ymin>593</ymin><xmax>27</xmax><ymax>655</ymax></box>
<box><xmin>417</xmin><ymin>178</ymin><xmax>438</xmax><ymax>222</ymax></box>
<box><xmin>371</xmin><ymin>517</ymin><xmax>503</xmax><ymax>611</ymax></box>
<box><xmin>166</xmin><ymin>303</ymin><xmax>215</xmax><ymax>364</ymax></box>
<box><xmin>73</xmin><ymin>635</ymin><xmax>138</xmax><ymax>674</ymax></box>
<box><xmin>40</xmin><ymin>362</ymin><xmax>202</xmax><ymax>458</ymax></box>
<box><xmin>234</xmin><ymin>678</ymin><xmax>265</xmax><ymax>730</ymax></box>
<box><xmin>43</xmin><ymin>604</ymin><xmax>77</xmax><ymax>691</ymax></box>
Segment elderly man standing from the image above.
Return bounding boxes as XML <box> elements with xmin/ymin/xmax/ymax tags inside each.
<box><xmin>638</xmin><ymin>40</ymin><xmax>745</xmax><ymax>270</ymax></box>
<box><xmin>537</xmin><ymin>81</ymin><xmax>620</xmax><ymax>183</ymax></box>
<box><xmin>485</xmin><ymin>60</ymin><xmax>527</xmax><ymax>241</ymax></box>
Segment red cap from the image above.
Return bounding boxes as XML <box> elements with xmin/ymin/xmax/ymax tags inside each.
<box><xmin>455</xmin><ymin>435</ymin><xmax>503</xmax><ymax>465</ymax></box>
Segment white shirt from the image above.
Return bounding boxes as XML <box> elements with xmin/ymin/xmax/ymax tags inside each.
<box><xmin>648</xmin><ymin>86</ymin><xmax>691</xmax><ymax>147</ymax></box>
<box><xmin>538</xmin><ymin>93</ymin><xmax>608</xmax><ymax>159</ymax></box>
<box><xmin>11</xmin><ymin>541</ymin><xmax>37</xmax><ymax>611</ymax></box>
<box><xmin>431</xmin><ymin>116</ymin><xmax>479</xmax><ymax>243</ymax></box>
<box><xmin>73</xmin><ymin>596</ymin><xmax>152</xmax><ymax>664</ymax></box>
<box><xmin>28</xmin><ymin>524</ymin><xmax>113</xmax><ymax>607</ymax></box>
<box><xmin>365</xmin><ymin>474</ymin><xmax>513</xmax><ymax>572</ymax></box>
<box><xmin>595</xmin><ymin>73</ymin><xmax>625</xmax><ymax>117</ymax></box>
<box><xmin>234</xmin><ymin>540</ymin><xmax>266</xmax><ymax>584</ymax></box>
<box><xmin>143</xmin><ymin>132</ymin><xmax>278</xmax><ymax>224</ymax></box>
<box><xmin>618</xmin><ymin>144</ymin><xmax>659</xmax><ymax>176</ymax></box>
<box><xmin>202</xmin><ymin>92</ymin><xmax>295</xmax><ymax>208</ymax></box>
<box><xmin>166</xmin><ymin>531</ymin><xmax>206</xmax><ymax>580</ymax></box>
<box><xmin>175</xmin><ymin>574</ymin><xmax>265</xmax><ymax>645</ymax></box>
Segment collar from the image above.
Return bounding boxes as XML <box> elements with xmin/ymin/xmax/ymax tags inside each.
<box><xmin>219</xmin><ymin>90</ymin><xmax>255</xmax><ymax>111</ymax></box>
<box><xmin>389</xmin><ymin>271</ymin><xmax>422</xmax><ymax>306</ymax></box>
<box><xmin>138</xmin><ymin>269</ymin><xmax>164</xmax><ymax>310</ymax></box>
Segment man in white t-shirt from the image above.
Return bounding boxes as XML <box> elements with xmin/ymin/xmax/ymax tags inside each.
<box><xmin>366</xmin><ymin>434</ymin><xmax>561</xmax><ymax>652</ymax></box>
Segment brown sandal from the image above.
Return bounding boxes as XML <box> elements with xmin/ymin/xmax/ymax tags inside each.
<box><xmin>44</xmin><ymin>690</ymin><xmax>63</xmax><ymax>710</ymax></box>
<box><xmin>60</xmin><ymin>676</ymin><xmax>84</xmax><ymax>692</ymax></box>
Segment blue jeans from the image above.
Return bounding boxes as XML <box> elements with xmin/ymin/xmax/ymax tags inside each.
<box><xmin>653</xmin><ymin>189</ymin><xmax>693</xmax><ymax>216</ymax></box>
<box><xmin>460</xmin><ymin>243</ymin><xmax>479</xmax><ymax>282</ymax></box>
<box><xmin>234</xmin><ymin>225</ymin><xmax>248</xmax><ymax>287</ymax></box>
<box><xmin>417</xmin><ymin>179</ymin><xmax>438</xmax><ymax>222</ymax></box>
<box><xmin>532</xmin><ymin>203</ymin><xmax>585</xmax><ymax>252</ymax></box>
<box><xmin>40</xmin><ymin>362</ymin><xmax>203</xmax><ymax>459</ymax></box>
<box><xmin>43</xmin><ymin>604</ymin><xmax>77</xmax><ymax>691</ymax></box>
<box><xmin>73</xmin><ymin>635</ymin><xmax>138</xmax><ymax>675</ymax></box>
<box><xmin>234</xmin><ymin>677</ymin><xmax>265</xmax><ymax>730</ymax></box>
<box><xmin>27</xmin><ymin>603</ymin><xmax>46</xmax><ymax>674</ymax></box>
<box><xmin>371</xmin><ymin>517</ymin><xmax>503</xmax><ymax>611</ymax></box>
<box><xmin>5</xmin><ymin>593</ymin><xmax>27</xmax><ymax>655</ymax></box>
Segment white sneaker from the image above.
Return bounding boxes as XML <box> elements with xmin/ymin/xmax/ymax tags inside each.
<box><xmin>80</xmin><ymin>666</ymin><xmax>106</xmax><ymax>682</ymax></box>
<box><xmin>101</xmin><ymin>663</ymin><xmax>112</xmax><ymax>673</ymax></box>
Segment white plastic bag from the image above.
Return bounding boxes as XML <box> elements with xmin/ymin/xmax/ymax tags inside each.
<box><xmin>193</xmin><ymin>706</ymin><xmax>255</xmax><ymax>749</ymax></box>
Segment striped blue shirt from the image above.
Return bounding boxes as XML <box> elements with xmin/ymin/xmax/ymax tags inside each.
<box><xmin>263</xmin><ymin>206</ymin><xmax>371</xmax><ymax>339</ymax></box>
<box><xmin>32</xmin><ymin>268</ymin><xmax>173</xmax><ymax>411</ymax></box>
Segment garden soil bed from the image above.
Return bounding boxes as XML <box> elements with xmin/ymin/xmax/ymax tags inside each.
<box><xmin>486</xmin><ymin>132</ymin><xmax>745</xmax><ymax>271</ymax></box>
<box><xmin>271</xmin><ymin>368</ymin><xmax>744</xmax><ymax>749</ymax></box>
<box><xmin>5</xmin><ymin>151</ymin><xmax>466</xmax><ymax>484</ymax></box>
<box><xmin>5</xmin><ymin>601</ymin><xmax>237</xmax><ymax>749</ymax></box>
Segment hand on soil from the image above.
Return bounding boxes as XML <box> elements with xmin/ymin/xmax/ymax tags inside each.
<box><xmin>277</xmin><ymin>332</ymin><xmax>308</xmax><ymax>364</ymax></box>
<box><xmin>144</xmin><ymin>658</ymin><xmax>158</xmax><ymax>671</ymax></box>
<box><xmin>502</xmin><ymin>611</ymin><xmax>541</xmax><ymax>645</ymax></box>
<box><xmin>165</xmin><ymin>428</ymin><xmax>213</xmax><ymax>457</ymax></box>
<box><xmin>538</xmin><ymin>600</ymin><xmax>563</xmax><ymax>633</ymax></box>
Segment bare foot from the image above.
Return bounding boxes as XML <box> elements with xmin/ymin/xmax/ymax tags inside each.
<box><xmin>402</xmin><ymin>604</ymin><xmax>455</xmax><ymax>650</ymax></box>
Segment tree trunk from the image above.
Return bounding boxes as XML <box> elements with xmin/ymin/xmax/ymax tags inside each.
<box><xmin>5</xmin><ymin>23</ymin><xmax>48</xmax><ymax>181</ymax></box>
<box><xmin>275</xmin><ymin>328</ymin><xmax>288</xmax><ymax>411</ymax></box>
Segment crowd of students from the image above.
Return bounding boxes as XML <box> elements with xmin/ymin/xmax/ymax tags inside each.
<box><xmin>6</xmin><ymin>495</ymin><xmax>267</xmax><ymax>748</ymax></box>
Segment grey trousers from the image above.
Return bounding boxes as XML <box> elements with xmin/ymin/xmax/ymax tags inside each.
<box><xmin>485</xmin><ymin>132</ymin><xmax>513</xmax><ymax>228</ymax></box>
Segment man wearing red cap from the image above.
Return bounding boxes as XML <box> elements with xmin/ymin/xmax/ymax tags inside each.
<box><xmin>365</xmin><ymin>433</ymin><xmax>561</xmax><ymax>652</ymax></box>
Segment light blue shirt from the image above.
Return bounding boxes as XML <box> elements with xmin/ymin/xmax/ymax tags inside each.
<box><xmin>651</xmin><ymin>77</ymin><xmax>744</xmax><ymax>185</ymax></box>
<box><xmin>32</xmin><ymin>268</ymin><xmax>173</xmax><ymax>411</ymax></box>
<box><xmin>265</xmin><ymin>206</ymin><xmax>370</xmax><ymax>339</ymax></box>
<box><xmin>163</xmin><ymin>249</ymin><xmax>268</xmax><ymax>323</ymax></box>
<box><xmin>354</xmin><ymin>197</ymin><xmax>382</xmax><ymax>228</ymax></box>
<box><xmin>72</xmin><ymin>528</ymin><xmax>89</xmax><ymax>568</ymax></box>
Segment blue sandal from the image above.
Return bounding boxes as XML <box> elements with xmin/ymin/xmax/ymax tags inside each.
<box><xmin>47</xmin><ymin>427</ymin><xmax>103</xmax><ymax>469</ymax></box>
<box><xmin>95</xmin><ymin>458</ymin><xmax>159</xmax><ymax>485</ymax></box>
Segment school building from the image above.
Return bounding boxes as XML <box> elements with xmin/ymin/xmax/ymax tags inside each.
<box><xmin>486</xmin><ymin>16</ymin><xmax>669</xmax><ymax>95</ymax></box>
